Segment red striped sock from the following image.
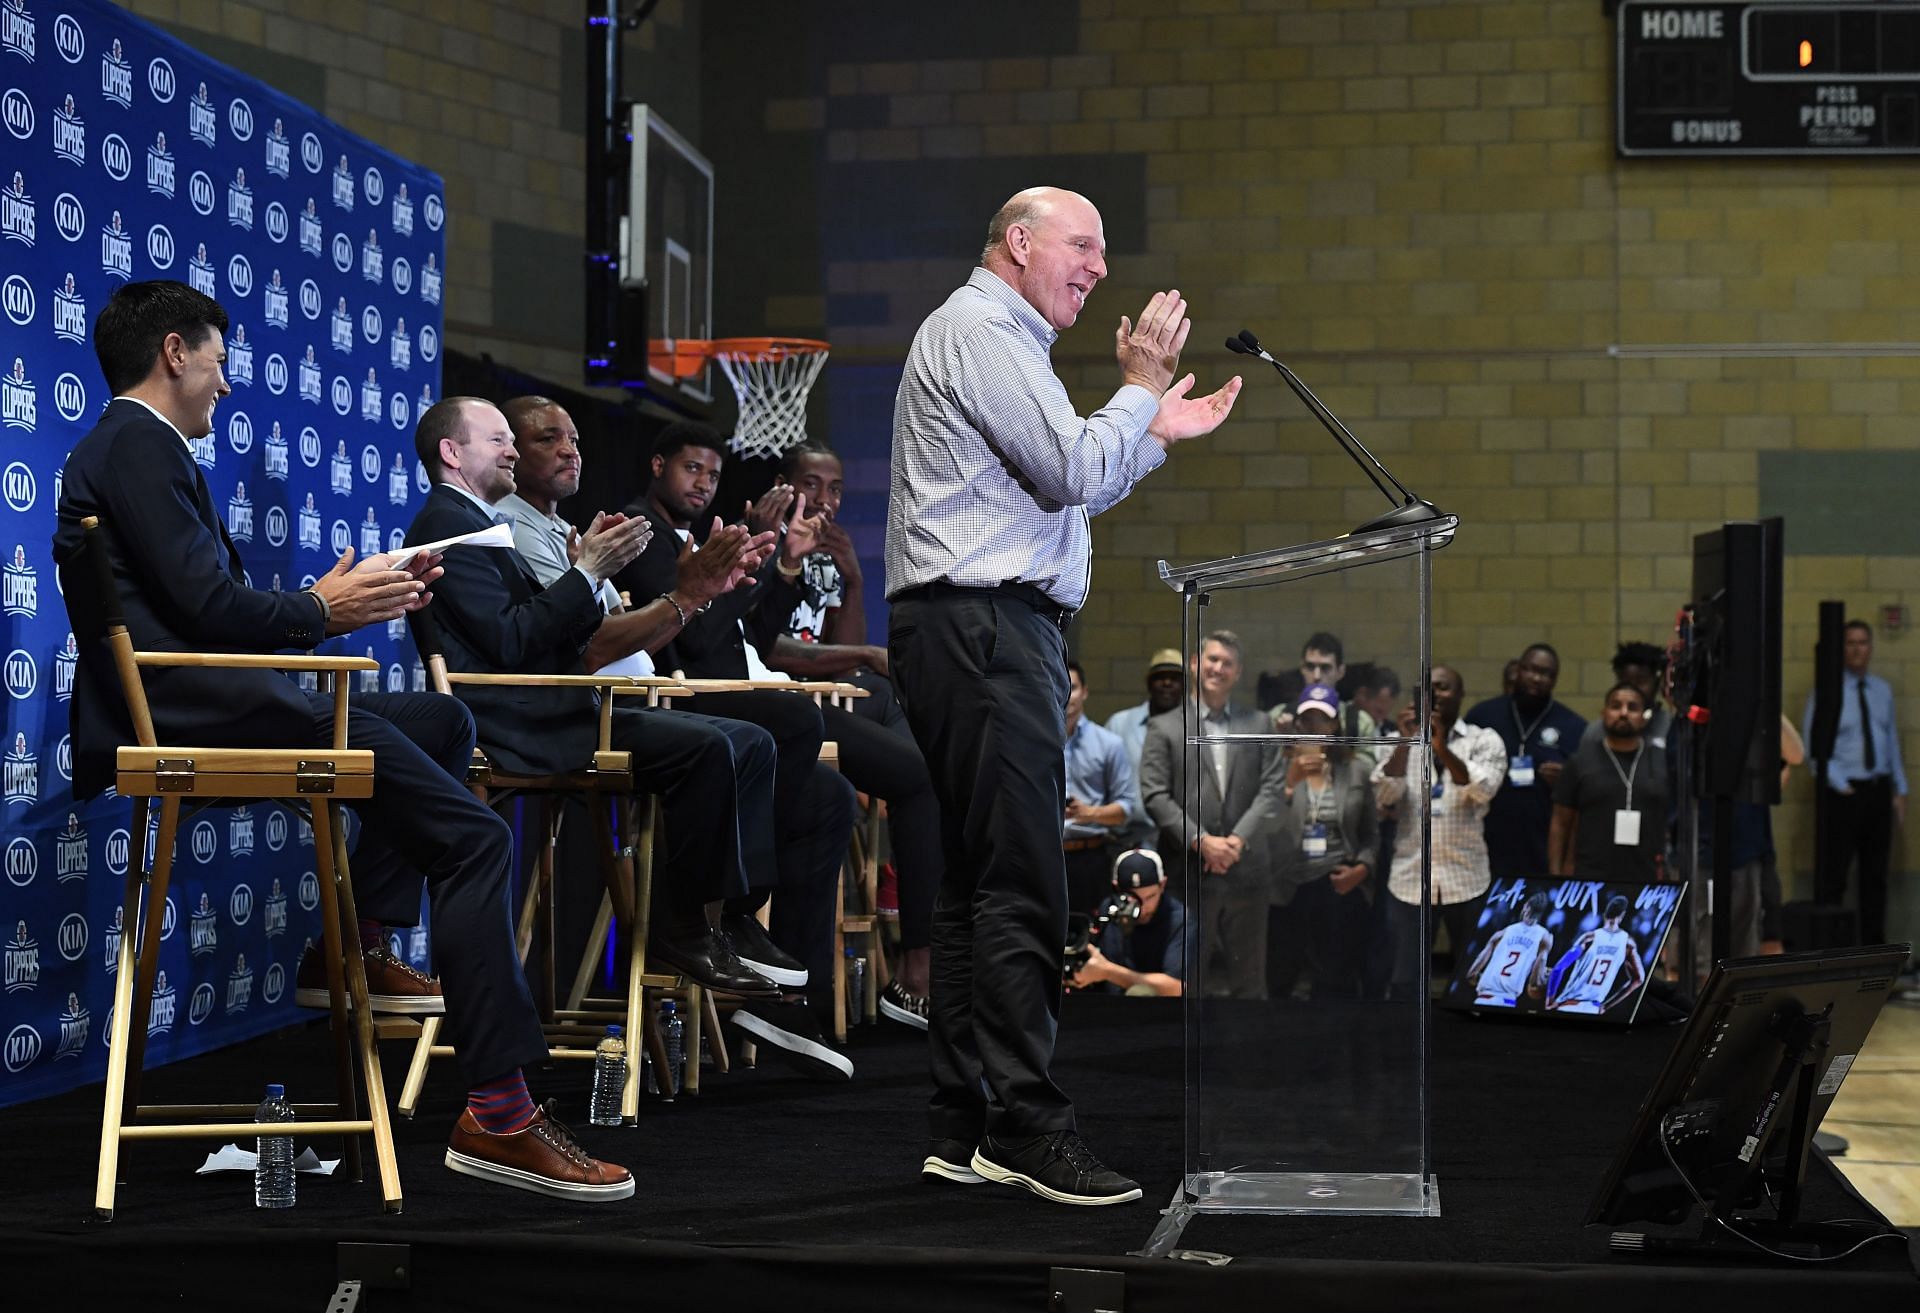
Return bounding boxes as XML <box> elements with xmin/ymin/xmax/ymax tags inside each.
<box><xmin>358</xmin><ymin>920</ymin><xmax>383</xmax><ymax>952</ymax></box>
<box><xmin>468</xmin><ymin>1070</ymin><xmax>536</xmax><ymax>1134</ymax></box>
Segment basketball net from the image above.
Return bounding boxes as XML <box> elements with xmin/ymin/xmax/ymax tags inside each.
<box><xmin>713</xmin><ymin>340</ymin><xmax>829</xmax><ymax>461</ymax></box>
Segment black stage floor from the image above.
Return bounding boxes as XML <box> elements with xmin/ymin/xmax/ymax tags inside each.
<box><xmin>5</xmin><ymin>995</ymin><xmax>1914</xmax><ymax>1311</ymax></box>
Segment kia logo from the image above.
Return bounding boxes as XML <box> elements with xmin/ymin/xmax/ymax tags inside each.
<box><xmin>53</xmin><ymin>372</ymin><xmax>85</xmax><ymax>422</ymax></box>
<box><xmin>299</xmin><ymin>426</ymin><xmax>321</xmax><ymax>466</ymax></box>
<box><xmin>265</xmin><ymin>201</ymin><xmax>287</xmax><ymax>243</ymax></box>
<box><xmin>53</xmin><ymin>15</ymin><xmax>83</xmax><ymax>64</ymax></box>
<box><xmin>148</xmin><ymin>59</ymin><xmax>177</xmax><ymax>104</ymax></box>
<box><xmin>361</xmin><ymin>444</ymin><xmax>381</xmax><ymax>482</ymax></box>
<box><xmin>228</xmin><ymin>98</ymin><xmax>254</xmax><ymax>141</ymax></box>
<box><xmin>189</xmin><ymin>983</ymin><xmax>213</xmax><ymax>1025</ymax></box>
<box><xmin>226</xmin><ymin>254</ymin><xmax>252</xmax><ymax>297</ymax></box>
<box><xmin>299</xmin><ymin>277</ymin><xmax>321</xmax><ymax>319</ymax></box>
<box><xmin>105</xmin><ymin>828</ymin><xmax>129</xmax><ymax>876</ymax></box>
<box><xmin>361</xmin><ymin>304</ymin><xmax>381</xmax><ymax>342</ymax></box>
<box><xmin>190</xmin><ymin>819</ymin><xmax>216</xmax><ymax>863</ymax></box>
<box><xmin>55</xmin><ymin>736</ymin><xmax>70</xmax><ymax>781</ymax></box>
<box><xmin>229</xmin><ymin>883</ymin><xmax>253</xmax><ymax>925</ymax></box>
<box><xmin>188</xmin><ymin>170</ymin><xmax>214</xmax><ymax>216</ymax></box>
<box><xmin>423</xmin><ymin>194</ymin><xmax>443</xmax><ymax>231</ymax></box>
<box><xmin>330</xmin><ymin>377</ymin><xmax>351</xmax><ymax>415</ymax></box>
<box><xmin>264</xmin><ymin>505</ymin><xmax>288</xmax><ymax>546</ymax></box>
<box><xmin>387</xmin><ymin>528</ymin><xmax>405</xmax><ymax>551</ymax></box>
<box><xmin>1</xmin><ymin>88</ymin><xmax>32</xmax><ymax>141</ymax></box>
<box><xmin>362</xmin><ymin>167</ymin><xmax>384</xmax><ymax>205</ymax></box>
<box><xmin>1</xmin><ymin>274</ymin><xmax>31</xmax><ymax>326</ymax></box>
<box><xmin>4</xmin><ymin>836</ymin><xmax>35</xmax><ymax>888</ymax></box>
<box><xmin>300</xmin><ymin>132</ymin><xmax>322</xmax><ymax>173</ymax></box>
<box><xmin>5</xmin><ymin>650</ymin><xmax>35</xmax><ymax>700</ymax></box>
<box><xmin>2</xmin><ymin>462</ymin><xmax>34</xmax><ymax>512</ymax></box>
<box><xmin>58</xmin><ymin>913</ymin><xmax>86</xmax><ymax>961</ymax></box>
<box><xmin>264</xmin><ymin>352</ymin><xmax>287</xmax><ymax>395</ymax></box>
<box><xmin>330</xmin><ymin>519</ymin><xmax>350</xmax><ymax>554</ymax></box>
<box><xmin>299</xmin><ymin>871</ymin><xmax>319</xmax><ymax>910</ymax></box>
<box><xmin>3</xmin><ymin>1024</ymin><xmax>41</xmax><ymax>1074</ymax></box>
<box><xmin>266</xmin><ymin>810</ymin><xmax>287</xmax><ymax>850</ymax></box>
<box><xmin>101</xmin><ymin>132</ymin><xmax>130</xmax><ymax>181</ymax></box>
<box><xmin>391</xmin><ymin>256</ymin><xmax>411</xmax><ymax>295</ymax></box>
<box><xmin>331</xmin><ymin>232</ymin><xmax>352</xmax><ymax>272</ymax></box>
<box><xmin>262</xmin><ymin>962</ymin><xmax>285</xmax><ymax>1003</ymax></box>
<box><xmin>389</xmin><ymin>394</ymin><xmax>410</xmax><ymax>429</ymax></box>
<box><xmin>53</xmin><ymin>192</ymin><xmax>83</xmax><ymax>242</ymax></box>
<box><xmin>146</xmin><ymin>224</ymin><xmax>175</xmax><ymax>270</ymax></box>
<box><xmin>419</xmin><ymin>325</ymin><xmax>439</xmax><ymax>362</ymax></box>
<box><xmin>228</xmin><ymin>410</ymin><xmax>253</xmax><ymax>453</ymax></box>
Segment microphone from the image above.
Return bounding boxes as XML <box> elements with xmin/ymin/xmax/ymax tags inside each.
<box><xmin>1228</xmin><ymin>328</ymin><xmax>1444</xmax><ymax>534</ymax></box>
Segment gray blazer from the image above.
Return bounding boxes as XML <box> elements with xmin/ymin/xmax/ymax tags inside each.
<box><xmin>1268</xmin><ymin>754</ymin><xmax>1381</xmax><ymax>902</ymax></box>
<box><xmin>1139</xmin><ymin>700</ymin><xmax>1289</xmax><ymax>894</ymax></box>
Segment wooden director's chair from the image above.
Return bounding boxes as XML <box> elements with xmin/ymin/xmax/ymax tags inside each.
<box><xmin>74</xmin><ymin>516</ymin><xmax>398</xmax><ymax>1219</ymax></box>
<box><xmin>393</xmin><ymin>608</ymin><xmax>709</xmax><ymax>1124</ymax></box>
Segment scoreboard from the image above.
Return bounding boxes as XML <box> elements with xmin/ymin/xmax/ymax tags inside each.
<box><xmin>1618</xmin><ymin>1</ymin><xmax>1920</xmax><ymax>156</ymax></box>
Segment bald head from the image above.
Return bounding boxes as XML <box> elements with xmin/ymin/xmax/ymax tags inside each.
<box><xmin>979</xmin><ymin>186</ymin><xmax>1109</xmax><ymax>331</ymax></box>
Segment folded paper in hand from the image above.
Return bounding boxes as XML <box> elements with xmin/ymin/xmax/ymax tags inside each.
<box><xmin>363</xmin><ymin>522</ymin><xmax>515</xmax><ymax>569</ymax></box>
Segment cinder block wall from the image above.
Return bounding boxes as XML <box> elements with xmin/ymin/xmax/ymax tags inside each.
<box><xmin>123</xmin><ymin>0</ymin><xmax>1918</xmax><ymax>935</ymax></box>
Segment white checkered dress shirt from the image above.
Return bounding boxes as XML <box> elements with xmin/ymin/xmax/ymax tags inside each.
<box><xmin>1373</xmin><ymin>719</ymin><xmax>1508</xmax><ymax>906</ymax></box>
<box><xmin>885</xmin><ymin>266</ymin><xmax>1165</xmax><ymax>610</ymax></box>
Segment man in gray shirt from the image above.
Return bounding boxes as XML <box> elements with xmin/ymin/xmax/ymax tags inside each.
<box><xmin>886</xmin><ymin>185</ymin><xmax>1241</xmax><ymax>1206</ymax></box>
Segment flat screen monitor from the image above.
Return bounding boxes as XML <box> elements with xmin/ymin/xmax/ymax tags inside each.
<box><xmin>1442</xmin><ymin>876</ymin><xmax>1686</xmax><ymax>1023</ymax></box>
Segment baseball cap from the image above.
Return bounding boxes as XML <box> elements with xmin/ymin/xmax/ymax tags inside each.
<box><xmin>1112</xmin><ymin>848</ymin><xmax>1164</xmax><ymax>889</ymax></box>
<box><xmin>1296</xmin><ymin>683</ymin><xmax>1340</xmax><ymax>718</ymax></box>
<box><xmin>1146</xmin><ymin>648</ymin><xmax>1183</xmax><ymax>676</ymax></box>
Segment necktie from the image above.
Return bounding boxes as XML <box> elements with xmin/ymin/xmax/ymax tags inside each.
<box><xmin>1858</xmin><ymin>678</ymin><xmax>1876</xmax><ymax>773</ymax></box>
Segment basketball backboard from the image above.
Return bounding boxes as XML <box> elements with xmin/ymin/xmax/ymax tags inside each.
<box><xmin>622</xmin><ymin>105</ymin><xmax>714</xmax><ymax>401</ymax></box>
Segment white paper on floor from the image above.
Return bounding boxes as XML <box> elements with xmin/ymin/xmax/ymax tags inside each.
<box><xmin>196</xmin><ymin>1143</ymin><xmax>340</xmax><ymax>1176</ymax></box>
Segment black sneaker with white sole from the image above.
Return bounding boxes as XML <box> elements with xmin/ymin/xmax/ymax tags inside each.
<box><xmin>922</xmin><ymin>1137</ymin><xmax>985</xmax><ymax>1185</ymax></box>
<box><xmin>721</xmin><ymin>914</ymin><xmax>809</xmax><ymax>988</ymax></box>
<box><xmin>879</xmin><ymin>979</ymin><xmax>929</xmax><ymax>1031</ymax></box>
<box><xmin>730</xmin><ymin>999</ymin><xmax>853</xmax><ymax>1080</ymax></box>
<box><xmin>971</xmin><ymin>1130</ymin><xmax>1142</xmax><ymax>1206</ymax></box>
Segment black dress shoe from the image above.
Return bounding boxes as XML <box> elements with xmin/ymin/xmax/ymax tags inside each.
<box><xmin>648</xmin><ymin>929</ymin><xmax>778</xmax><ymax>997</ymax></box>
<box><xmin>720</xmin><ymin>913</ymin><xmax>808</xmax><ymax>988</ymax></box>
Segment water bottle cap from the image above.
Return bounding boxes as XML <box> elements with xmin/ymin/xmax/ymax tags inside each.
<box><xmin>605</xmin><ymin>1024</ymin><xmax>623</xmax><ymax>1037</ymax></box>
<box><xmin>661</xmin><ymin>1000</ymin><xmax>677</xmax><ymax>1014</ymax></box>
<box><xmin>265</xmin><ymin>1083</ymin><xmax>285</xmax><ymax>1099</ymax></box>
<box><xmin>845</xmin><ymin>947</ymin><xmax>857</xmax><ymax>956</ymax></box>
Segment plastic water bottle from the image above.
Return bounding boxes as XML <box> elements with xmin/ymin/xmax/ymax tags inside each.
<box><xmin>847</xmin><ymin>949</ymin><xmax>867</xmax><ymax>1023</ymax></box>
<box><xmin>660</xmin><ymin>1000</ymin><xmax>684</xmax><ymax>1097</ymax></box>
<box><xmin>589</xmin><ymin>1025</ymin><xmax>627</xmax><ymax>1126</ymax></box>
<box><xmin>253</xmin><ymin>1083</ymin><xmax>296</xmax><ymax>1209</ymax></box>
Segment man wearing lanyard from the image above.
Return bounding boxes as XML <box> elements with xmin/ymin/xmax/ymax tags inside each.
<box><xmin>1466</xmin><ymin>643</ymin><xmax>1586</xmax><ymax>880</ymax></box>
<box><xmin>1548</xmin><ymin>683</ymin><xmax>1668</xmax><ymax>885</ymax></box>
<box><xmin>1802</xmin><ymin>619</ymin><xmax>1908</xmax><ymax>945</ymax></box>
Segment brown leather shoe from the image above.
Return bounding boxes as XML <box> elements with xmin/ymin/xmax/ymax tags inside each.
<box><xmin>444</xmin><ymin>1101</ymin><xmax>634</xmax><ymax>1202</ymax></box>
<box><xmin>295</xmin><ymin>942</ymin><xmax>445</xmax><ymax>1015</ymax></box>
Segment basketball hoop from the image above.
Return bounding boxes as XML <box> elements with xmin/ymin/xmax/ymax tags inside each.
<box><xmin>648</xmin><ymin>336</ymin><xmax>829</xmax><ymax>460</ymax></box>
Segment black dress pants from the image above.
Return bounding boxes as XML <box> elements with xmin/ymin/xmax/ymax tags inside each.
<box><xmin>611</xmin><ymin>706</ymin><xmax>775</xmax><ymax>913</ymax></box>
<box><xmin>890</xmin><ymin>589</ymin><xmax>1075</xmax><ymax>1142</ymax></box>
<box><xmin>319</xmin><ymin>691</ymin><xmax>547</xmax><ymax>1088</ymax></box>
<box><xmin>1816</xmin><ymin>777</ymin><xmax>1895</xmax><ymax>944</ymax></box>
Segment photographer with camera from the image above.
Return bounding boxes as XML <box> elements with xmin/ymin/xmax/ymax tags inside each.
<box><xmin>1068</xmin><ymin>850</ymin><xmax>1185</xmax><ymax>997</ymax></box>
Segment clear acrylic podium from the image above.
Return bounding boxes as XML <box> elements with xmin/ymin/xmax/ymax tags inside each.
<box><xmin>1141</xmin><ymin>515</ymin><xmax>1456</xmax><ymax>1253</ymax></box>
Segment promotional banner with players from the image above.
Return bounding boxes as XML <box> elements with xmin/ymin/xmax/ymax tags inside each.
<box><xmin>0</xmin><ymin>0</ymin><xmax>445</xmax><ymax>1106</ymax></box>
<box><xmin>1444</xmin><ymin>876</ymin><xmax>1686</xmax><ymax>1023</ymax></box>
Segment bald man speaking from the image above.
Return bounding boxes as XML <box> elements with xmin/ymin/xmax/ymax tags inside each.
<box><xmin>886</xmin><ymin>186</ymin><xmax>1241</xmax><ymax>1205</ymax></box>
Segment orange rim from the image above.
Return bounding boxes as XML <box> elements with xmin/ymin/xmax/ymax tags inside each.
<box><xmin>648</xmin><ymin>336</ymin><xmax>830</xmax><ymax>381</ymax></box>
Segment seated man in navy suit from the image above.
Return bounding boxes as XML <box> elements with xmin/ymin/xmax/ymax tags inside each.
<box><xmin>54</xmin><ymin>280</ymin><xmax>631</xmax><ymax>1201</ymax></box>
<box><xmin>409</xmin><ymin>396</ymin><xmax>856</xmax><ymax>1078</ymax></box>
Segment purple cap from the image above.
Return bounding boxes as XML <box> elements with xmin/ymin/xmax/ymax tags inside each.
<box><xmin>1296</xmin><ymin>683</ymin><xmax>1340</xmax><ymax>718</ymax></box>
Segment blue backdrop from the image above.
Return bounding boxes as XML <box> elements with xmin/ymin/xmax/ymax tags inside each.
<box><xmin>0</xmin><ymin>0</ymin><xmax>444</xmax><ymax>1106</ymax></box>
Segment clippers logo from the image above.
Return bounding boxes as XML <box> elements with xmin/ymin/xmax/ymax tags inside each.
<box><xmin>359</xmin><ymin>507</ymin><xmax>381</xmax><ymax>557</ymax></box>
<box><xmin>0</xmin><ymin>0</ymin><xmax>33</xmax><ymax>63</ymax></box>
<box><xmin>264</xmin><ymin>420</ymin><xmax>288</xmax><ymax>479</ymax></box>
<box><xmin>187</xmin><ymin>981</ymin><xmax>213</xmax><ymax>1025</ymax></box>
<box><xmin>52</xmin><ymin>189</ymin><xmax>79</xmax><ymax>241</ymax></box>
<box><xmin>264</xmin><ymin>117</ymin><xmax>289</xmax><ymax>178</ymax></box>
<box><xmin>386</xmin><ymin>661</ymin><xmax>404</xmax><ymax>692</ymax></box>
<box><xmin>103</xmin><ymin>826</ymin><xmax>127</xmax><ymax>876</ymax></box>
<box><xmin>390</xmin><ymin>317</ymin><xmax>411</xmax><ymax>370</ymax></box>
<box><xmin>1</xmin><ymin>169</ymin><xmax>34</xmax><ymax>245</ymax></box>
<box><xmin>299</xmin><ymin>424</ymin><xmax>321</xmax><ymax>467</ymax></box>
<box><xmin>298</xmin><ymin>870</ymin><xmax>318</xmax><ymax>910</ymax></box>
<box><xmin>2</xmin><ymin>85</ymin><xmax>31</xmax><ymax>138</ymax></box>
<box><xmin>49</xmin><ymin>91</ymin><xmax>81</xmax><ymax>164</ymax></box>
<box><xmin>264</xmin><ymin>503</ymin><xmax>288</xmax><ymax>546</ymax></box>
<box><xmin>55</xmin><ymin>993</ymin><xmax>88</xmax><ymax>1059</ymax></box>
<box><xmin>388</xmin><ymin>453</ymin><xmax>410</xmax><ymax>504</ymax></box>
<box><xmin>228</xmin><ymin>96</ymin><xmax>252</xmax><ymax>141</ymax></box>
<box><xmin>187</xmin><ymin>80</ymin><xmax>214</xmax><ymax>146</ymax></box>
<box><xmin>148</xmin><ymin>970</ymin><xmax>175</xmax><ymax>1034</ymax></box>
<box><xmin>225</xmin><ymin>480</ymin><xmax>252</xmax><ymax>542</ymax></box>
<box><xmin>391</xmin><ymin>181</ymin><xmax>412</xmax><ymax>235</ymax></box>
<box><xmin>359</xmin><ymin>645</ymin><xmax>379</xmax><ymax>693</ymax></box>
<box><xmin>264</xmin><ymin>199</ymin><xmax>287</xmax><ymax>244</ymax></box>
<box><xmin>418</xmin><ymin>323</ymin><xmax>438</xmax><ymax>364</ymax></box>
<box><xmin>55</xmin><ymin>811</ymin><xmax>82</xmax><ymax>878</ymax></box>
<box><xmin>360</xmin><ymin>443</ymin><xmax>381</xmax><ymax>484</ymax></box>
<box><xmin>229</xmin><ymin>881</ymin><xmax>253</xmax><ymax>925</ymax></box>
<box><xmin>296</xmin><ymin>494</ymin><xmax>320</xmax><ymax>550</ymax></box>
<box><xmin>411</xmin><ymin>656</ymin><xmax>426</xmax><ymax>691</ymax></box>
<box><xmin>147</xmin><ymin>56</ymin><xmax>174</xmax><ymax>104</ymax></box>
<box><xmin>5</xmin><ymin>919</ymin><xmax>37</xmax><ymax>992</ymax></box>
<box><xmin>2</xmin><ymin>460</ymin><xmax>31</xmax><ymax>510</ymax></box>
<box><xmin>228</xmin><ymin>408</ymin><xmax>253</xmax><ymax>454</ymax></box>
<box><xmin>329</xmin><ymin>296</ymin><xmax>351</xmax><ymax>353</ymax></box>
<box><xmin>99</xmin><ymin>208</ymin><xmax>129</xmax><ymax>278</ymax></box>
<box><xmin>361</xmin><ymin>303</ymin><xmax>381</xmax><ymax>344</ymax></box>
<box><xmin>2</xmin><ymin>355</ymin><xmax>34</xmax><ymax>429</ymax></box>
<box><xmin>360</xmin><ymin>369</ymin><xmax>381</xmax><ymax>422</ymax></box>
<box><xmin>331</xmin><ymin>374</ymin><xmax>351</xmax><ymax>416</ymax></box>
<box><xmin>226</xmin><ymin>252</ymin><xmax>251</xmax><ymax>297</ymax></box>
<box><xmin>300</xmin><ymin>130</ymin><xmax>320</xmax><ymax>173</ymax></box>
<box><xmin>145</xmin><ymin>222</ymin><xmax>173</xmax><ymax>270</ymax></box>
<box><xmin>188</xmin><ymin>891</ymin><xmax>217</xmax><ymax>955</ymax></box>
<box><xmin>4</xmin><ymin>649</ymin><xmax>34</xmax><ymax>699</ymax></box>
<box><xmin>136</xmin><ymin>131</ymin><xmax>164</xmax><ymax>192</ymax></box>
<box><xmin>330</xmin><ymin>230</ymin><xmax>351</xmax><ymax>273</ymax></box>
<box><xmin>265</xmin><ymin>350</ymin><xmax>289</xmax><ymax>397</ymax></box>
<box><xmin>298</xmin><ymin>196</ymin><xmax>321</xmax><ymax>255</ymax></box>
<box><xmin>263</xmin><ymin>878</ymin><xmax>287</xmax><ymax>936</ymax></box>
<box><xmin>262</xmin><ymin>962</ymin><xmax>284</xmax><ymax>1004</ymax></box>
<box><xmin>100</xmin><ymin>905</ymin><xmax>120</xmax><ymax>969</ymax></box>
<box><xmin>53</xmin><ymin>631</ymin><xmax>74</xmax><ymax>701</ymax></box>
<box><xmin>423</xmin><ymin>193</ymin><xmax>443</xmax><ymax>231</ymax></box>
<box><xmin>188</xmin><ymin>429</ymin><xmax>215</xmax><ymax>468</ymax></box>
<box><xmin>329</xmin><ymin>438</ymin><xmax>352</xmax><ymax>493</ymax></box>
<box><xmin>100</xmin><ymin>39</ymin><xmax>129</xmax><ymax>108</ymax></box>
<box><xmin>56</xmin><ymin>916</ymin><xmax>83</xmax><ymax>962</ymax></box>
<box><xmin>1</xmin><ymin>271</ymin><xmax>29</xmax><ymax>325</ymax></box>
<box><xmin>185</xmin><ymin>240</ymin><xmax>214</xmax><ymax>297</ymax></box>
<box><xmin>187</xmin><ymin>168</ymin><xmax>213</xmax><ymax>216</ymax></box>
<box><xmin>3</xmin><ymin>544</ymin><xmax>34</xmax><ymax>617</ymax></box>
<box><xmin>53</xmin><ymin>369</ymin><xmax>82</xmax><ymax>421</ymax></box>
<box><xmin>190</xmin><ymin>819</ymin><xmax>217</xmax><ymax>865</ymax></box>
<box><xmin>388</xmin><ymin>392</ymin><xmax>409</xmax><ymax>430</ymax></box>
<box><xmin>3</xmin><ymin>1024</ymin><xmax>40</xmax><ymax>1076</ymax></box>
<box><xmin>52</xmin><ymin>12</ymin><xmax>76</xmax><ymax>62</ymax></box>
<box><xmin>360</xmin><ymin>228</ymin><xmax>381</xmax><ymax>281</ymax></box>
<box><xmin>225</xmin><ymin>953</ymin><xmax>253</xmax><ymax>1014</ymax></box>
<box><xmin>415</xmin><ymin>386</ymin><xmax>433</xmax><ymax>426</ymax></box>
<box><xmin>227</xmin><ymin>166</ymin><xmax>251</xmax><ymax>229</ymax></box>
<box><xmin>229</xmin><ymin>806</ymin><xmax>254</xmax><ymax>856</ymax></box>
<box><xmin>51</xmin><ymin>272</ymin><xmax>81</xmax><ymax>339</ymax></box>
<box><xmin>390</xmin><ymin>254</ymin><xmax>410</xmax><ymax>296</ymax></box>
<box><xmin>420</xmin><ymin>252</ymin><xmax>440</xmax><ymax>304</ymax></box>
<box><xmin>386</xmin><ymin>613</ymin><xmax>405</xmax><ymax>641</ymax></box>
<box><xmin>227</xmin><ymin>321</ymin><xmax>254</xmax><ymax>382</ymax></box>
<box><xmin>4</xmin><ymin>835</ymin><xmax>32</xmax><ymax>886</ymax></box>
<box><xmin>266</xmin><ymin>809</ymin><xmax>287</xmax><ymax>852</ymax></box>
<box><xmin>298</xmin><ymin>275</ymin><xmax>320</xmax><ymax>321</ymax></box>
<box><xmin>331</xmin><ymin>153</ymin><xmax>353</xmax><ymax>209</ymax></box>
<box><xmin>330</xmin><ymin>518</ymin><xmax>350</xmax><ymax>556</ymax></box>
